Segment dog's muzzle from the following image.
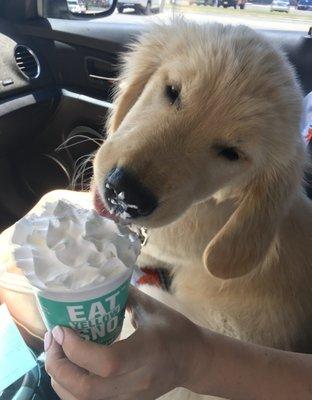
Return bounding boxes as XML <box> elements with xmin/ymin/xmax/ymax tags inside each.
<box><xmin>104</xmin><ymin>167</ymin><xmax>158</xmax><ymax>219</ymax></box>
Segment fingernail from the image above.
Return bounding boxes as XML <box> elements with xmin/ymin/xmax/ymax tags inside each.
<box><xmin>44</xmin><ymin>331</ymin><xmax>52</xmax><ymax>352</ymax></box>
<box><xmin>52</xmin><ymin>326</ymin><xmax>64</xmax><ymax>346</ymax></box>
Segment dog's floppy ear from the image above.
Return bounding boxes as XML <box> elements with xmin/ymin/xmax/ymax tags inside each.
<box><xmin>203</xmin><ymin>163</ymin><xmax>301</xmax><ymax>279</ymax></box>
<box><xmin>107</xmin><ymin>26</ymin><xmax>167</xmax><ymax>134</ymax></box>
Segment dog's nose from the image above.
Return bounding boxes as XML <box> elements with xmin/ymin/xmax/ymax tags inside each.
<box><xmin>104</xmin><ymin>167</ymin><xmax>158</xmax><ymax>218</ymax></box>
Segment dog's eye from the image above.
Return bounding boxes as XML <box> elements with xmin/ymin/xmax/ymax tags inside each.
<box><xmin>218</xmin><ymin>147</ymin><xmax>240</xmax><ymax>161</ymax></box>
<box><xmin>165</xmin><ymin>85</ymin><xmax>180</xmax><ymax>105</ymax></box>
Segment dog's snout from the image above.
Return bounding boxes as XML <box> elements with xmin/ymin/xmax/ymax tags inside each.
<box><xmin>104</xmin><ymin>167</ymin><xmax>158</xmax><ymax>218</ymax></box>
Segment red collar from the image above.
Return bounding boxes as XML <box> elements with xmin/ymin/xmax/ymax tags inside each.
<box><xmin>136</xmin><ymin>267</ymin><xmax>172</xmax><ymax>291</ymax></box>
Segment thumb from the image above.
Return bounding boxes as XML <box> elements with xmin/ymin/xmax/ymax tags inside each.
<box><xmin>127</xmin><ymin>285</ymin><xmax>157</xmax><ymax>329</ymax></box>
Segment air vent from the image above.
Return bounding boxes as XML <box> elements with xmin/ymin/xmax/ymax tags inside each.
<box><xmin>14</xmin><ymin>45</ymin><xmax>40</xmax><ymax>80</ymax></box>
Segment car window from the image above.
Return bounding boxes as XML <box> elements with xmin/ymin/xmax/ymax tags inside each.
<box><xmin>62</xmin><ymin>0</ymin><xmax>312</xmax><ymax>35</ymax></box>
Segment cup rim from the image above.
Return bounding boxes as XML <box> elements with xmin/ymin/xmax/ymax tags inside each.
<box><xmin>32</xmin><ymin>266</ymin><xmax>133</xmax><ymax>302</ymax></box>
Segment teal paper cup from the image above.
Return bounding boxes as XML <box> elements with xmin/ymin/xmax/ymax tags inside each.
<box><xmin>34</xmin><ymin>267</ymin><xmax>133</xmax><ymax>345</ymax></box>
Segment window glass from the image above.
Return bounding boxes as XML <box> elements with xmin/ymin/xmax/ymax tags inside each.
<box><xmin>86</xmin><ymin>0</ymin><xmax>312</xmax><ymax>35</ymax></box>
<box><xmin>62</xmin><ymin>0</ymin><xmax>312</xmax><ymax>36</ymax></box>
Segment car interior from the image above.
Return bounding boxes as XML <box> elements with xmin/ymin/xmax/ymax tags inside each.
<box><xmin>0</xmin><ymin>1</ymin><xmax>312</xmax><ymax>397</ymax></box>
<box><xmin>0</xmin><ymin>0</ymin><xmax>311</xmax><ymax>235</ymax></box>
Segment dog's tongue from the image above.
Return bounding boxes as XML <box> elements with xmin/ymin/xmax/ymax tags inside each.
<box><xmin>93</xmin><ymin>189</ymin><xmax>119</xmax><ymax>223</ymax></box>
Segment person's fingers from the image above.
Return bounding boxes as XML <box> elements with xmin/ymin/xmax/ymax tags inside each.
<box><xmin>51</xmin><ymin>353</ymin><xmax>160</xmax><ymax>399</ymax></box>
<box><xmin>51</xmin><ymin>381</ymin><xmax>151</xmax><ymax>400</ymax></box>
<box><xmin>51</xmin><ymin>379</ymin><xmax>79</xmax><ymax>400</ymax></box>
<box><xmin>46</xmin><ymin>338</ymin><xmax>113</xmax><ymax>400</ymax></box>
<box><xmin>55</xmin><ymin>326</ymin><xmax>151</xmax><ymax>377</ymax></box>
<box><xmin>45</xmin><ymin>336</ymin><xmax>101</xmax><ymax>399</ymax></box>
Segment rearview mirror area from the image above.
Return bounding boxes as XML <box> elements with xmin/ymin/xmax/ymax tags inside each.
<box><xmin>66</xmin><ymin>0</ymin><xmax>114</xmax><ymax>15</ymax></box>
<box><xmin>42</xmin><ymin>0</ymin><xmax>117</xmax><ymax>19</ymax></box>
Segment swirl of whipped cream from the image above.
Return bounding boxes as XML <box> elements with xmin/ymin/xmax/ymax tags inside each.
<box><xmin>11</xmin><ymin>199</ymin><xmax>141</xmax><ymax>291</ymax></box>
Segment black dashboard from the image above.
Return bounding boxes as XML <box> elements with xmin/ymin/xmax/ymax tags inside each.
<box><xmin>0</xmin><ymin>21</ymin><xmax>54</xmax><ymax>97</ymax></box>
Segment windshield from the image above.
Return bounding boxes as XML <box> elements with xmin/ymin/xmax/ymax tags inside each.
<box><xmin>72</xmin><ymin>0</ymin><xmax>311</xmax><ymax>35</ymax></box>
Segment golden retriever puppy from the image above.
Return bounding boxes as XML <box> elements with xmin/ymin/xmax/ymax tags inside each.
<box><xmin>93</xmin><ymin>20</ymin><xmax>312</xmax><ymax>399</ymax></box>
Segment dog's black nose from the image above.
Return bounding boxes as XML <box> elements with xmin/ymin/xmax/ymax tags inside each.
<box><xmin>104</xmin><ymin>167</ymin><xmax>157</xmax><ymax>219</ymax></box>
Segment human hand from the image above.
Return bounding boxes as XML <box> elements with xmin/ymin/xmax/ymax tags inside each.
<box><xmin>44</xmin><ymin>287</ymin><xmax>206</xmax><ymax>400</ymax></box>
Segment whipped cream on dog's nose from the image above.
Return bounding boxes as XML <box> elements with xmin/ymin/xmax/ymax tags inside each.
<box><xmin>11</xmin><ymin>199</ymin><xmax>140</xmax><ymax>291</ymax></box>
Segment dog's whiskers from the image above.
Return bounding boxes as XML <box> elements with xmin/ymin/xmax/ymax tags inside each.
<box><xmin>56</xmin><ymin>134</ymin><xmax>103</xmax><ymax>152</ymax></box>
<box><xmin>71</xmin><ymin>153</ymin><xmax>95</xmax><ymax>191</ymax></box>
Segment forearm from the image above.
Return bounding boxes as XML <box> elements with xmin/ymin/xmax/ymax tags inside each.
<box><xmin>190</xmin><ymin>328</ymin><xmax>312</xmax><ymax>400</ymax></box>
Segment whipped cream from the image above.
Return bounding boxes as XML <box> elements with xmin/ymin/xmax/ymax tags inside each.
<box><xmin>11</xmin><ymin>199</ymin><xmax>141</xmax><ymax>292</ymax></box>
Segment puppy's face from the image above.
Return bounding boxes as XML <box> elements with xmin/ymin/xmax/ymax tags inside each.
<box><xmin>93</xmin><ymin>23</ymin><xmax>302</xmax><ymax>232</ymax></box>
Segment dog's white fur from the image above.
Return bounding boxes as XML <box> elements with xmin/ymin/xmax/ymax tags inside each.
<box><xmin>94</xmin><ymin>20</ymin><xmax>312</xmax><ymax>399</ymax></box>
